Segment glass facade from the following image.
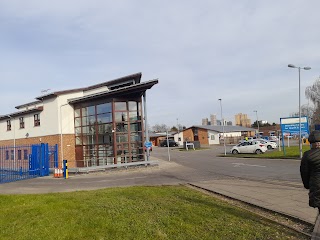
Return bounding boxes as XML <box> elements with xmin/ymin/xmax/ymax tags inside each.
<box><xmin>74</xmin><ymin>99</ymin><xmax>144</xmax><ymax>167</ymax></box>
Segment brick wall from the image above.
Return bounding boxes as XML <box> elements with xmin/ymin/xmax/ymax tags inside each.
<box><xmin>183</xmin><ymin>129</ymin><xmax>194</xmax><ymax>142</ymax></box>
<box><xmin>198</xmin><ymin>128</ymin><xmax>209</xmax><ymax>145</ymax></box>
<box><xmin>0</xmin><ymin>134</ymin><xmax>76</xmax><ymax>168</ymax></box>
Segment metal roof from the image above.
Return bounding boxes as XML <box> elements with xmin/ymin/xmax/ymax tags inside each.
<box><xmin>192</xmin><ymin>125</ymin><xmax>256</xmax><ymax>133</ymax></box>
<box><xmin>67</xmin><ymin>79</ymin><xmax>158</xmax><ymax>104</ymax></box>
<box><xmin>0</xmin><ymin>106</ymin><xmax>44</xmax><ymax>120</ymax></box>
<box><xmin>33</xmin><ymin>72</ymin><xmax>143</xmax><ymax>101</ymax></box>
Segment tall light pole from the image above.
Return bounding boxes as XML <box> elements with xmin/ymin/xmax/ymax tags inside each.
<box><xmin>218</xmin><ymin>99</ymin><xmax>226</xmax><ymax>155</ymax></box>
<box><xmin>288</xmin><ymin>64</ymin><xmax>311</xmax><ymax>158</ymax></box>
<box><xmin>253</xmin><ymin>110</ymin><xmax>259</xmax><ymax>138</ymax></box>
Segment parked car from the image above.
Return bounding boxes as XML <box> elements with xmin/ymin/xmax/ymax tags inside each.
<box><xmin>255</xmin><ymin>139</ymin><xmax>277</xmax><ymax>150</ymax></box>
<box><xmin>231</xmin><ymin>141</ymin><xmax>267</xmax><ymax>154</ymax></box>
<box><xmin>160</xmin><ymin>139</ymin><xmax>179</xmax><ymax>147</ymax></box>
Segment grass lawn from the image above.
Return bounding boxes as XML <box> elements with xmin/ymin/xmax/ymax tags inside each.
<box><xmin>222</xmin><ymin>145</ymin><xmax>311</xmax><ymax>159</ymax></box>
<box><xmin>0</xmin><ymin>185</ymin><xmax>306</xmax><ymax>240</ymax></box>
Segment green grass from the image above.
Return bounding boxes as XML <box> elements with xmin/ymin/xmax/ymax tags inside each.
<box><xmin>222</xmin><ymin>145</ymin><xmax>311</xmax><ymax>159</ymax></box>
<box><xmin>0</xmin><ymin>186</ymin><xmax>306</xmax><ymax>240</ymax></box>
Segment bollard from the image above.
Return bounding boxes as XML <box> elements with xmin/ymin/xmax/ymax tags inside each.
<box><xmin>63</xmin><ymin>160</ymin><xmax>69</xmax><ymax>179</ymax></box>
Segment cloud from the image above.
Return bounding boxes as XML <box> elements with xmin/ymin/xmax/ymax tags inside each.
<box><xmin>0</xmin><ymin>0</ymin><xmax>319</xmax><ymax>127</ymax></box>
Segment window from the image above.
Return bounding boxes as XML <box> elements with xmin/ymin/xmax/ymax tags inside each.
<box><xmin>18</xmin><ymin>150</ymin><xmax>22</xmax><ymax>160</ymax></box>
<box><xmin>23</xmin><ymin>150</ymin><xmax>28</xmax><ymax>160</ymax></box>
<box><xmin>5</xmin><ymin>151</ymin><xmax>9</xmax><ymax>160</ymax></box>
<box><xmin>211</xmin><ymin>135</ymin><xmax>215</xmax><ymax>140</ymax></box>
<box><xmin>19</xmin><ymin>117</ymin><xmax>24</xmax><ymax>129</ymax></box>
<box><xmin>7</xmin><ymin>120</ymin><xmax>11</xmax><ymax>131</ymax></box>
<box><xmin>11</xmin><ymin>150</ymin><xmax>14</xmax><ymax>160</ymax></box>
<box><xmin>34</xmin><ymin>114</ymin><xmax>40</xmax><ymax>126</ymax></box>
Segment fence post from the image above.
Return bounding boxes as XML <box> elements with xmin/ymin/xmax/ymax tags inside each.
<box><xmin>54</xmin><ymin>144</ymin><xmax>58</xmax><ymax>168</ymax></box>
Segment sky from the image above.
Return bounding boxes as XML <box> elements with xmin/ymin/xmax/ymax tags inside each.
<box><xmin>0</xmin><ymin>0</ymin><xmax>319</xmax><ymax>128</ymax></box>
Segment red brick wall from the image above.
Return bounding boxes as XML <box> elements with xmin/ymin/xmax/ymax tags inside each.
<box><xmin>0</xmin><ymin>134</ymin><xmax>76</xmax><ymax>167</ymax></box>
<box><xmin>183</xmin><ymin>129</ymin><xmax>194</xmax><ymax>142</ymax></box>
<box><xmin>198</xmin><ymin>128</ymin><xmax>209</xmax><ymax>145</ymax></box>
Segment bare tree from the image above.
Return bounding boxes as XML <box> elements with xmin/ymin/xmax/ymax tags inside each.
<box><xmin>305</xmin><ymin>76</ymin><xmax>320</xmax><ymax>125</ymax></box>
<box><xmin>152</xmin><ymin>124</ymin><xmax>169</xmax><ymax>132</ymax></box>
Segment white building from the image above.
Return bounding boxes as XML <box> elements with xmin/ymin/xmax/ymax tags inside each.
<box><xmin>0</xmin><ymin>73</ymin><xmax>158</xmax><ymax>168</ymax></box>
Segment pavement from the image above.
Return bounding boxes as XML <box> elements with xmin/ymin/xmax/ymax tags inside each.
<box><xmin>0</xmin><ymin>156</ymin><xmax>317</xmax><ymax>225</ymax></box>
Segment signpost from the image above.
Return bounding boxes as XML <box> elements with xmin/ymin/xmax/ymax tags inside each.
<box><xmin>280</xmin><ymin>116</ymin><xmax>309</xmax><ymax>155</ymax></box>
<box><xmin>144</xmin><ymin>141</ymin><xmax>152</xmax><ymax>149</ymax></box>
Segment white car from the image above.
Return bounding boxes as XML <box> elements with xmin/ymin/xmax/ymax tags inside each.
<box><xmin>231</xmin><ymin>141</ymin><xmax>267</xmax><ymax>154</ymax></box>
<box><xmin>254</xmin><ymin>139</ymin><xmax>278</xmax><ymax>150</ymax></box>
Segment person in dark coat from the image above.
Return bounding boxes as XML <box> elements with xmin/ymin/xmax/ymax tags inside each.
<box><xmin>300</xmin><ymin>130</ymin><xmax>320</xmax><ymax>239</ymax></box>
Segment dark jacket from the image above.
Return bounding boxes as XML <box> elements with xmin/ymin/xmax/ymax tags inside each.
<box><xmin>300</xmin><ymin>143</ymin><xmax>320</xmax><ymax>208</ymax></box>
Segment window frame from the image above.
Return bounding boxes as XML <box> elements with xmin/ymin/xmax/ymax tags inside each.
<box><xmin>19</xmin><ymin>117</ymin><xmax>25</xmax><ymax>129</ymax></box>
<box><xmin>34</xmin><ymin>114</ymin><xmax>40</xmax><ymax>127</ymax></box>
<box><xmin>7</xmin><ymin>120</ymin><xmax>11</xmax><ymax>131</ymax></box>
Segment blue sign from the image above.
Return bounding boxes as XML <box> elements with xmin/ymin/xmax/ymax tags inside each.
<box><xmin>144</xmin><ymin>142</ymin><xmax>152</xmax><ymax>148</ymax></box>
<box><xmin>280</xmin><ymin>116</ymin><xmax>309</xmax><ymax>137</ymax></box>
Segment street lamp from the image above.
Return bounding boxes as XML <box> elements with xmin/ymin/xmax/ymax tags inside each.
<box><xmin>218</xmin><ymin>99</ymin><xmax>226</xmax><ymax>155</ymax></box>
<box><xmin>288</xmin><ymin>64</ymin><xmax>311</xmax><ymax>158</ymax></box>
<box><xmin>253</xmin><ymin>110</ymin><xmax>259</xmax><ymax>138</ymax></box>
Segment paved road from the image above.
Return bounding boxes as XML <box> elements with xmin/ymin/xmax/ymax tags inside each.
<box><xmin>153</xmin><ymin>145</ymin><xmax>302</xmax><ymax>183</ymax></box>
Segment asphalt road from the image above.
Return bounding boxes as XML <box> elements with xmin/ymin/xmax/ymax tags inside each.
<box><xmin>152</xmin><ymin>145</ymin><xmax>303</xmax><ymax>185</ymax></box>
<box><xmin>0</xmin><ymin>143</ymin><xmax>304</xmax><ymax>194</ymax></box>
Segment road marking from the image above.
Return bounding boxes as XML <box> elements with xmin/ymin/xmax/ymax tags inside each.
<box><xmin>232</xmin><ymin>163</ymin><xmax>266</xmax><ymax>168</ymax></box>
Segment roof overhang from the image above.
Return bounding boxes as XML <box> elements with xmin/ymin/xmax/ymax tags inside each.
<box><xmin>0</xmin><ymin>106</ymin><xmax>44</xmax><ymax>120</ymax></box>
<box><xmin>68</xmin><ymin>79</ymin><xmax>158</xmax><ymax>104</ymax></box>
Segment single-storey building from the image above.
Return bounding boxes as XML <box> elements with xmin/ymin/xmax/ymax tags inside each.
<box><xmin>0</xmin><ymin>73</ymin><xmax>158</xmax><ymax>168</ymax></box>
<box><xmin>174</xmin><ymin>125</ymin><xmax>256</xmax><ymax>146</ymax></box>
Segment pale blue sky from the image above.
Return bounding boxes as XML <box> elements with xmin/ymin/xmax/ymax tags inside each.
<box><xmin>0</xmin><ymin>0</ymin><xmax>319</xmax><ymax>127</ymax></box>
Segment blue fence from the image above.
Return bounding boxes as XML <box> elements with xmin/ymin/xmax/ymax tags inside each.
<box><xmin>0</xmin><ymin>143</ymin><xmax>58</xmax><ymax>184</ymax></box>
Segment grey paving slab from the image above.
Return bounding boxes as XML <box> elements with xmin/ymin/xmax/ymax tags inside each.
<box><xmin>193</xmin><ymin>179</ymin><xmax>317</xmax><ymax>224</ymax></box>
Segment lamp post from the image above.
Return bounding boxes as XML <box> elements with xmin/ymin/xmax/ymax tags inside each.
<box><xmin>218</xmin><ymin>99</ymin><xmax>226</xmax><ymax>155</ymax></box>
<box><xmin>177</xmin><ymin>118</ymin><xmax>180</xmax><ymax>145</ymax></box>
<box><xmin>288</xmin><ymin>64</ymin><xmax>311</xmax><ymax>158</ymax></box>
<box><xmin>254</xmin><ymin>110</ymin><xmax>259</xmax><ymax>138</ymax></box>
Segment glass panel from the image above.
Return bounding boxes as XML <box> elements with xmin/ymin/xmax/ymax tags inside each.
<box><xmin>116</xmin><ymin>134</ymin><xmax>128</xmax><ymax>143</ymax></box>
<box><xmin>130</xmin><ymin>133</ymin><xmax>141</xmax><ymax>142</ymax></box>
<box><xmin>87</xmin><ymin>106</ymin><xmax>95</xmax><ymax>116</ymax></box>
<box><xmin>115</xmin><ymin>102</ymin><xmax>127</xmax><ymax>111</ymax></box>
<box><xmin>82</xmin><ymin>126</ymin><xmax>90</xmax><ymax>135</ymax></box>
<box><xmin>97</xmin><ymin>103</ymin><xmax>111</xmax><ymax>114</ymax></box>
<box><xmin>89</xmin><ymin>115</ymin><xmax>96</xmax><ymax>125</ymax></box>
<box><xmin>130</xmin><ymin>123</ymin><xmax>142</xmax><ymax>132</ymax></box>
<box><xmin>129</xmin><ymin>111</ymin><xmax>138</xmax><ymax>121</ymax></box>
<box><xmin>75</xmin><ymin>127</ymin><xmax>81</xmax><ymax>136</ymax></box>
<box><xmin>82</xmin><ymin>115</ymin><xmax>88</xmax><ymax>126</ymax></box>
<box><xmin>98</xmin><ymin>134</ymin><xmax>113</xmax><ymax>145</ymax></box>
<box><xmin>83</xmin><ymin>135</ymin><xmax>95</xmax><ymax>145</ymax></box>
<box><xmin>98</xmin><ymin>123</ymin><xmax>113</xmax><ymax>134</ymax></box>
<box><xmin>82</xmin><ymin>115</ymin><xmax>96</xmax><ymax>126</ymax></box>
<box><xmin>97</xmin><ymin>113</ymin><xmax>112</xmax><ymax>123</ymax></box>
<box><xmin>116</xmin><ymin>123</ymin><xmax>128</xmax><ymax>133</ymax></box>
<box><xmin>115</xmin><ymin>112</ymin><xmax>127</xmax><ymax>122</ymax></box>
<box><xmin>82</xmin><ymin>107</ymin><xmax>88</xmax><ymax>116</ymax></box>
<box><xmin>75</xmin><ymin>117</ymin><xmax>81</xmax><ymax>127</ymax></box>
<box><xmin>76</xmin><ymin>136</ymin><xmax>82</xmax><ymax>145</ymax></box>
<box><xmin>128</xmin><ymin>101</ymin><xmax>138</xmax><ymax>111</ymax></box>
<box><xmin>75</xmin><ymin>109</ymin><xmax>81</xmax><ymax>118</ymax></box>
